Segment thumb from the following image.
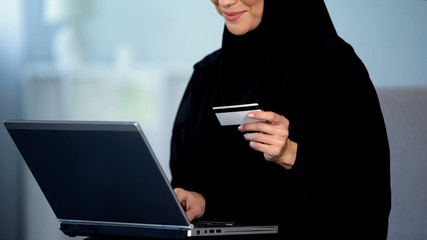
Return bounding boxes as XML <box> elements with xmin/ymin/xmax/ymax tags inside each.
<box><xmin>174</xmin><ymin>188</ymin><xmax>187</xmax><ymax>207</ymax></box>
<box><xmin>185</xmin><ymin>208</ymin><xmax>197</xmax><ymax>222</ymax></box>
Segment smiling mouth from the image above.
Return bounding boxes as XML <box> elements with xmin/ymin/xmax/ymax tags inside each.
<box><xmin>224</xmin><ymin>11</ymin><xmax>246</xmax><ymax>21</ymax></box>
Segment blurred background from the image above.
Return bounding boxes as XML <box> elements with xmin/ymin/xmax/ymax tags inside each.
<box><xmin>1</xmin><ymin>0</ymin><xmax>426</xmax><ymax>240</ymax></box>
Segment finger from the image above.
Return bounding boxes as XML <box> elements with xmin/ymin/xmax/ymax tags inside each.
<box><xmin>239</xmin><ymin>121</ymin><xmax>276</xmax><ymax>134</ymax></box>
<box><xmin>248</xmin><ymin>111</ymin><xmax>288</xmax><ymax>125</ymax></box>
<box><xmin>244</xmin><ymin>132</ymin><xmax>286</xmax><ymax>146</ymax></box>
<box><xmin>186</xmin><ymin>210</ymin><xmax>196</xmax><ymax>222</ymax></box>
<box><xmin>240</xmin><ymin>121</ymin><xmax>289</xmax><ymax>138</ymax></box>
<box><xmin>174</xmin><ymin>188</ymin><xmax>184</xmax><ymax>200</ymax></box>
<box><xmin>174</xmin><ymin>188</ymin><xmax>187</xmax><ymax>208</ymax></box>
<box><xmin>249</xmin><ymin>141</ymin><xmax>283</xmax><ymax>159</ymax></box>
<box><xmin>264</xmin><ymin>153</ymin><xmax>274</xmax><ymax>161</ymax></box>
<box><xmin>186</xmin><ymin>205</ymin><xmax>204</xmax><ymax>222</ymax></box>
<box><xmin>239</xmin><ymin>112</ymin><xmax>289</xmax><ymax>134</ymax></box>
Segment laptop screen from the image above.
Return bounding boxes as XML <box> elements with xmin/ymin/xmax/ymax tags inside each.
<box><xmin>5</xmin><ymin>121</ymin><xmax>189</xmax><ymax>227</ymax></box>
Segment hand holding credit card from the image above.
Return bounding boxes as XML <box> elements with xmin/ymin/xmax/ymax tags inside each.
<box><xmin>213</xmin><ymin>103</ymin><xmax>264</xmax><ymax>126</ymax></box>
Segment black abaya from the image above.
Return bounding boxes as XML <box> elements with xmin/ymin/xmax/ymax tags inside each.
<box><xmin>170</xmin><ymin>1</ymin><xmax>391</xmax><ymax>239</ymax></box>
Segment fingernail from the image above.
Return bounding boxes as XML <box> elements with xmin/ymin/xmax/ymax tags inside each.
<box><xmin>238</xmin><ymin>125</ymin><xmax>242</xmax><ymax>131</ymax></box>
<box><xmin>248</xmin><ymin>113</ymin><xmax>255</xmax><ymax>118</ymax></box>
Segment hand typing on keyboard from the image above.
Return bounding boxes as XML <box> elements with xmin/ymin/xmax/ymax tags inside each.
<box><xmin>174</xmin><ymin>188</ymin><xmax>206</xmax><ymax>222</ymax></box>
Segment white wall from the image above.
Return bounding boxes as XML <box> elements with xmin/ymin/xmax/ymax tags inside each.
<box><xmin>0</xmin><ymin>1</ymin><xmax>24</xmax><ymax>240</ymax></box>
<box><xmin>326</xmin><ymin>0</ymin><xmax>427</xmax><ymax>86</ymax></box>
<box><xmin>23</xmin><ymin>0</ymin><xmax>427</xmax><ymax>85</ymax></box>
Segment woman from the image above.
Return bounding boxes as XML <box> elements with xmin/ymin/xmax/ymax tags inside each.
<box><xmin>170</xmin><ymin>1</ymin><xmax>391</xmax><ymax>239</ymax></box>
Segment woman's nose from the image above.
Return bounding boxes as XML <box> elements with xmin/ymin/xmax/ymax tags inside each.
<box><xmin>218</xmin><ymin>0</ymin><xmax>238</xmax><ymax>8</ymax></box>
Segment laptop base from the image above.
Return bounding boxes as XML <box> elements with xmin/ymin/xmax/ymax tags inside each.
<box><xmin>61</xmin><ymin>223</ymin><xmax>187</xmax><ymax>239</ymax></box>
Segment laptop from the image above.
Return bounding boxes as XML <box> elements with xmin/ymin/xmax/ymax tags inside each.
<box><xmin>4</xmin><ymin>120</ymin><xmax>278</xmax><ymax>239</ymax></box>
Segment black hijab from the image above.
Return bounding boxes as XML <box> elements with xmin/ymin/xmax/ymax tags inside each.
<box><xmin>193</xmin><ymin>0</ymin><xmax>342</xmax><ymax>223</ymax></box>
<box><xmin>218</xmin><ymin>0</ymin><xmax>337</xmax><ymax>106</ymax></box>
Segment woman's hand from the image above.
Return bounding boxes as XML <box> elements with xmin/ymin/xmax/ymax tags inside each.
<box><xmin>238</xmin><ymin>111</ymin><xmax>298</xmax><ymax>169</ymax></box>
<box><xmin>174</xmin><ymin>188</ymin><xmax>206</xmax><ymax>222</ymax></box>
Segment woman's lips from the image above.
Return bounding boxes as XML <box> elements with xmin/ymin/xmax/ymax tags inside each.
<box><xmin>224</xmin><ymin>11</ymin><xmax>246</xmax><ymax>21</ymax></box>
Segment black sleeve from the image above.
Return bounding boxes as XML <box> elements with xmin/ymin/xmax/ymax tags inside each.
<box><xmin>290</xmin><ymin>37</ymin><xmax>391</xmax><ymax>239</ymax></box>
<box><xmin>169</xmin><ymin>74</ymin><xmax>199</xmax><ymax>191</ymax></box>
<box><xmin>169</xmin><ymin>50</ymin><xmax>221</xmax><ymax>195</ymax></box>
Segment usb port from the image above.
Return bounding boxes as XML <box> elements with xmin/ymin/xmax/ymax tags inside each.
<box><xmin>216</xmin><ymin>229</ymin><xmax>221</xmax><ymax>233</ymax></box>
<box><xmin>209</xmin><ymin>230</ymin><xmax>215</xmax><ymax>234</ymax></box>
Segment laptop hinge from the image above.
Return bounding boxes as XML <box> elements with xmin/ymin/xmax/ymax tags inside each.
<box><xmin>163</xmin><ymin>224</ymin><xmax>193</xmax><ymax>231</ymax></box>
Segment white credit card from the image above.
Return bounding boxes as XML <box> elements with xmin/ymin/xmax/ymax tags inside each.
<box><xmin>213</xmin><ymin>103</ymin><xmax>263</xmax><ymax>126</ymax></box>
